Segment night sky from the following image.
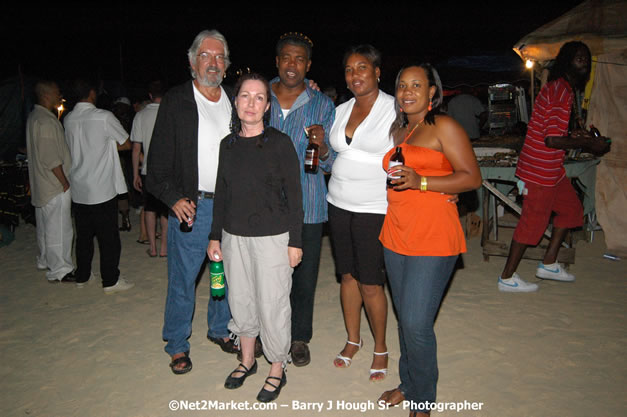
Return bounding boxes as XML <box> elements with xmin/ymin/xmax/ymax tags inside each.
<box><xmin>3</xmin><ymin>2</ymin><xmax>577</xmax><ymax>98</ymax></box>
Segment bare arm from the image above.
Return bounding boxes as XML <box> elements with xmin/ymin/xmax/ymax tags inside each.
<box><xmin>117</xmin><ymin>138</ymin><xmax>131</xmax><ymax>151</ymax></box>
<box><xmin>132</xmin><ymin>142</ymin><xmax>143</xmax><ymax>192</ymax></box>
<box><xmin>545</xmin><ymin>130</ymin><xmax>611</xmax><ymax>156</ymax></box>
<box><xmin>51</xmin><ymin>165</ymin><xmax>70</xmax><ymax>192</ymax></box>
<box><xmin>391</xmin><ymin>116</ymin><xmax>482</xmax><ymax>193</ymax></box>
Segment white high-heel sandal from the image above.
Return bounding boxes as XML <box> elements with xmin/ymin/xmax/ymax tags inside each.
<box><xmin>369</xmin><ymin>351</ymin><xmax>388</xmax><ymax>382</ymax></box>
<box><xmin>333</xmin><ymin>339</ymin><xmax>363</xmax><ymax>368</ymax></box>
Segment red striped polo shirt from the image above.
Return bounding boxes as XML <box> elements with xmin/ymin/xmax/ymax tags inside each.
<box><xmin>516</xmin><ymin>78</ymin><xmax>573</xmax><ymax>186</ymax></box>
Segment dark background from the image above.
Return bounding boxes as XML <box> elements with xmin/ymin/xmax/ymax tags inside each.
<box><xmin>2</xmin><ymin>2</ymin><xmax>578</xmax><ymax>98</ymax></box>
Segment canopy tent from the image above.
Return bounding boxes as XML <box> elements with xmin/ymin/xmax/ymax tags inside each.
<box><xmin>513</xmin><ymin>0</ymin><xmax>627</xmax><ymax>62</ymax></box>
<box><xmin>513</xmin><ymin>0</ymin><xmax>627</xmax><ymax>256</ymax></box>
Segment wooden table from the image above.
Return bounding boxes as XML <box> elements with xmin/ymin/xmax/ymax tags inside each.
<box><xmin>479</xmin><ymin>159</ymin><xmax>599</xmax><ymax>264</ymax></box>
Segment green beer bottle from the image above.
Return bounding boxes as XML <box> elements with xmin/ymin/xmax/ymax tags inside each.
<box><xmin>210</xmin><ymin>261</ymin><xmax>226</xmax><ymax>298</ymax></box>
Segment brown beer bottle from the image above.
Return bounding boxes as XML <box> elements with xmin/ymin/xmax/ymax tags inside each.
<box><xmin>387</xmin><ymin>146</ymin><xmax>404</xmax><ymax>188</ymax></box>
<box><xmin>180</xmin><ymin>215</ymin><xmax>194</xmax><ymax>232</ymax></box>
<box><xmin>180</xmin><ymin>200</ymin><xmax>195</xmax><ymax>232</ymax></box>
<box><xmin>304</xmin><ymin>142</ymin><xmax>319</xmax><ymax>174</ymax></box>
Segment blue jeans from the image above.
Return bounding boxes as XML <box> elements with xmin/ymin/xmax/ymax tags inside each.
<box><xmin>290</xmin><ymin>223</ymin><xmax>323</xmax><ymax>343</ymax></box>
<box><xmin>162</xmin><ymin>198</ymin><xmax>231</xmax><ymax>356</ymax></box>
<box><xmin>383</xmin><ymin>248</ymin><xmax>457</xmax><ymax>408</ymax></box>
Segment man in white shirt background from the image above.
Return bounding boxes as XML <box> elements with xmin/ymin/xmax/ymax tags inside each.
<box><xmin>64</xmin><ymin>79</ymin><xmax>134</xmax><ymax>294</ymax></box>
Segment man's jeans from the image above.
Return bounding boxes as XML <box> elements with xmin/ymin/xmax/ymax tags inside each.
<box><xmin>290</xmin><ymin>223</ymin><xmax>323</xmax><ymax>343</ymax></box>
<box><xmin>162</xmin><ymin>198</ymin><xmax>231</xmax><ymax>356</ymax></box>
<box><xmin>383</xmin><ymin>248</ymin><xmax>457</xmax><ymax>408</ymax></box>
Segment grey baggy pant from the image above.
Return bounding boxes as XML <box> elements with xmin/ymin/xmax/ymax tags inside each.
<box><xmin>222</xmin><ymin>231</ymin><xmax>293</xmax><ymax>363</ymax></box>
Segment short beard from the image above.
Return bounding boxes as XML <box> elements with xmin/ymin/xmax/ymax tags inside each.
<box><xmin>196</xmin><ymin>66</ymin><xmax>224</xmax><ymax>88</ymax></box>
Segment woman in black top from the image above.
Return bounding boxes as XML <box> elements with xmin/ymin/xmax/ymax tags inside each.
<box><xmin>208</xmin><ymin>73</ymin><xmax>303</xmax><ymax>403</ymax></box>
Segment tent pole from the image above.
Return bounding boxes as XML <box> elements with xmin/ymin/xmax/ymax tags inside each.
<box><xmin>530</xmin><ymin>66</ymin><xmax>534</xmax><ymax>110</ymax></box>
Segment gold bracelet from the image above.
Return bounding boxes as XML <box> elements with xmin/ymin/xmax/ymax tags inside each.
<box><xmin>420</xmin><ymin>176</ymin><xmax>428</xmax><ymax>192</ymax></box>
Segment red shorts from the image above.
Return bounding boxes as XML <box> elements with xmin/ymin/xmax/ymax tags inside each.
<box><xmin>513</xmin><ymin>177</ymin><xmax>583</xmax><ymax>245</ymax></box>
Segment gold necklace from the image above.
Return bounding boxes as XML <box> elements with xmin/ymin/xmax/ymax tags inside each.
<box><xmin>404</xmin><ymin>119</ymin><xmax>424</xmax><ymax>142</ymax></box>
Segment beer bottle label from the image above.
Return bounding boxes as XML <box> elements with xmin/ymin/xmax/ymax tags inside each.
<box><xmin>388</xmin><ymin>160</ymin><xmax>402</xmax><ymax>180</ymax></box>
<box><xmin>305</xmin><ymin>150</ymin><xmax>316</xmax><ymax>165</ymax></box>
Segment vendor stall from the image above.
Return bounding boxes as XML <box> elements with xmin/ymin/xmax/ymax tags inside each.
<box><xmin>513</xmin><ymin>0</ymin><xmax>627</xmax><ymax>257</ymax></box>
<box><xmin>472</xmin><ymin>142</ymin><xmax>599</xmax><ymax>264</ymax></box>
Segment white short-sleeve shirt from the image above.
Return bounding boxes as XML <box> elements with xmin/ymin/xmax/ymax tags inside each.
<box><xmin>64</xmin><ymin>102</ymin><xmax>129</xmax><ymax>204</ymax></box>
<box><xmin>130</xmin><ymin>102</ymin><xmax>159</xmax><ymax>175</ymax></box>
<box><xmin>193</xmin><ymin>84</ymin><xmax>232</xmax><ymax>193</ymax></box>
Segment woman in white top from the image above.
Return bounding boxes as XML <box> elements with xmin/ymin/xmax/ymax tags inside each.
<box><xmin>327</xmin><ymin>45</ymin><xmax>396</xmax><ymax>382</ymax></box>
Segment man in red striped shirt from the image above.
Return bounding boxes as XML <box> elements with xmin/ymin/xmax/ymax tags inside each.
<box><xmin>498</xmin><ymin>41</ymin><xmax>611</xmax><ymax>293</ymax></box>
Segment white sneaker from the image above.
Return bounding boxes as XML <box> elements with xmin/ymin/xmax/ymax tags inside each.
<box><xmin>498</xmin><ymin>272</ymin><xmax>539</xmax><ymax>292</ymax></box>
<box><xmin>103</xmin><ymin>276</ymin><xmax>134</xmax><ymax>294</ymax></box>
<box><xmin>76</xmin><ymin>273</ymin><xmax>95</xmax><ymax>288</ymax></box>
<box><xmin>536</xmin><ymin>262</ymin><xmax>575</xmax><ymax>282</ymax></box>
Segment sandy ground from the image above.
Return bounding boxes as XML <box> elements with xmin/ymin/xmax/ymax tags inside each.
<box><xmin>1</xmin><ymin>210</ymin><xmax>625</xmax><ymax>417</ymax></box>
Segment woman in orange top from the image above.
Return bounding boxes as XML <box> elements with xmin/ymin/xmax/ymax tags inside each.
<box><xmin>377</xmin><ymin>64</ymin><xmax>481</xmax><ymax>417</ymax></box>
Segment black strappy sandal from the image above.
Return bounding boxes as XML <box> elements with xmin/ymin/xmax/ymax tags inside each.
<box><xmin>169</xmin><ymin>351</ymin><xmax>192</xmax><ymax>375</ymax></box>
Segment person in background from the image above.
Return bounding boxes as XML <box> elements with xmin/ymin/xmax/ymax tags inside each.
<box><xmin>26</xmin><ymin>80</ymin><xmax>75</xmax><ymax>284</ymax></box>
<box><xmin>131</xmin><ymin>81</ymin><xmax>168</xmax><ymax>258</ymax></box>
<box><xmin>112</xmin><ymin>96</ymin><xmax>136</xmax><ymax>231</ymax></box>
<box><xmin>323</xmin><ymin>86</ymin><xmax>338</xmax><ymax>104</ymax></box>
<box><xmin>497</xmin><ymin>41</ymin><xmax>611</xmax><ymax>292</ymax></box>
<box><xmin>446</xmin><ymin>86</ymin><xmax>487</xmax><ymax>140</ymax></box>
<box><xmin>64</xmin><ymin>79</ymin><xmax>134</xmax><ymax>294</ymax></box>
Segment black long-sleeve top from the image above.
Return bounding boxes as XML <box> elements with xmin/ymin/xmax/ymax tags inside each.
<box><xmin>210</xmin><ymin>127</ymin><xmax>304</xmax><ymax>248</ymax></box>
